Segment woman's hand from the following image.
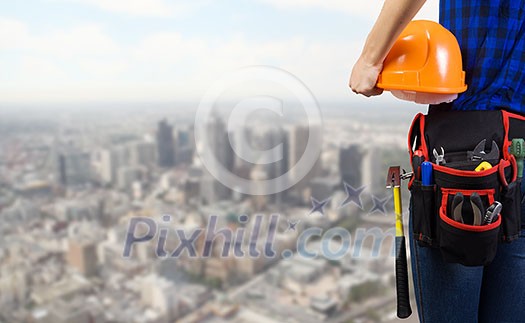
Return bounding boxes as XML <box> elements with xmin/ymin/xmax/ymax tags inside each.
<box><xmin>349</xmin><ymin>56</ymin><xmax>384</xmax><ymax>97</ymax></box>
<box><xmin>348</xmin><ymin>0</ymin><xmax>425</xmax><ymax>97</ymax></box>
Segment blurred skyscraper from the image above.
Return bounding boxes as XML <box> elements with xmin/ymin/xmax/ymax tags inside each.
<box><xmin>55</xmin><ymin>148</ymin><xmax>91</xmax><ymax>187</ymax></box>
<box><xmin>175</xmin><ymin>127</ymin><xmax>194</xmax><ymax>165</ymax></box>
<box><xmin>287</xmin><ymin>125</ymin><xmax>322</xmax><ymax>191</ymax></box>
<box><xmin>339</xmin><ymin>144</ymin><xmax>363</xmax><ymax>187</ymax></box>
<box><xmin>231</xmin><ymin>126</ymin><xmax>253</xmax><ymax>170</ymax></box>
<box><xmin>264</xmin><ymin>129</ymin><xmax>289</xmax><ymax>205</ymax></box>
<box><xmin>200</xmin><ymin>115</ymin><xmax>234</xmax><ymax>204</ymax></box>
<box><xmin>156</xmin><ymin>119</ymin><xmax>176</xmax><ymax>168</ymax></box>
<box><xmin>129</xmin><ymin>141</ymin><xmax>156</xmax><ymax>167</ymax></box>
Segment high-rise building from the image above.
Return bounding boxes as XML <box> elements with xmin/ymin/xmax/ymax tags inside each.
<box><xmin>177</xmin><ymin>128</ymin><xmax>190</xmax><ymax>147</ymax></box>
<box><xmin>209</xmin><ymin>116</ymin><xmax>235</xmax><ymax>174</ymax></box>
<box><xmin>262</xmin><ymin>129</ymin><xmax>288</xmax><ymax>205</ymax></box>
<box><xmin>339</xmin><ymin>144</ymin><xmax>364</xmax><ymax>187</ymax></box>
<box><xmin>129</xmin><ymin>141</ymin><xmax>156</xmax><ymax>167</ymax></box>
<box><xmin>287</xmin><ymin>125</ymin><xmax>322</xmax><ymax>191</ymax></box>
<box><xmin>362</xmin><ymin>146</ymin><xmax>384</xmax><ymax>194</ymax></box>
<box><xmin>231</xmin><ymin>126</ymin><xmax>253</xmax><ymax>170</ymax></box>
<box><xmin>156</xmin><ymin>119</ymin><xmax>176</xmax><ymax>168</ymax></box>
<box><xmin>55</xmin><ymin>149</ymin><xmax>91</xmax><ymax>187</ymax></box>
<box><xmin>201</xmin><ymin>115</ymin><xmax>234</xmax><ymax>203</ymax></box>
<box><xmin>67</xmin><ymin>238</ymin><xmax>98</xmax><ymax>277</ymax></box>
<box><xmin>175</xmin><ymin>128</ymin><xmax>194</xmax><ymax>165</ymax></box>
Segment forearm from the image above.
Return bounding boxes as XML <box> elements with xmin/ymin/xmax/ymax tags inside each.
<box><xmin>360</xmin><ymin>0</ymin><xmax>426</xmax><ymax>66</ymax></box>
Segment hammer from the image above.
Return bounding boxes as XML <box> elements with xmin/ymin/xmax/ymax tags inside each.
<box><xmin>386</xmin><ymin>166</ymin><xmax>412</xmax><ymax>319</ymax></box>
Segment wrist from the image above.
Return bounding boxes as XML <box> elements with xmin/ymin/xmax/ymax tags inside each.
<box><xmin>359</xmin><ymin>53</ymin><xmax>383</xmax><ymax>71</ymax></box>
<box><xmin>359</xmin><ymin>45</ymin><xmax>383</xmax><ymax>69</ymax></box>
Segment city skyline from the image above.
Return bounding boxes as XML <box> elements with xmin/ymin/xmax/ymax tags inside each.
<box><xmin>0</xmin><ymin>105</ymin><xmax>415</xmax><ymax>322</ymax></box>
<box><xmin>0</xmin><ymin>1</ymin><xmax>432</xmax><ymax>321</ymax></box>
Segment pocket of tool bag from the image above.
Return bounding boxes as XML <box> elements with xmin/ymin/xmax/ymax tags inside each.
<box><xmin>439</xmin><ymin>207</ymin><xmax>501</xmax><ymax>266</ymax></box>
<box><xmin>433</xmin><ymin>164</ymin><xmax>504</xmax><ymax>266</ymax></box>
<box><xmin>410</xmin><ymin>180</ymin><xmax>437</xmax><ymax>247</ymax></box>
<box><xmin>438</xmin><ymin>187</ymin><xmax>501</xmax><ymax>266</ymax></box>
<box><xmin>500</xmin><ymin>179</ymin><xmax>522</xmax><ymax>242</ymax></box>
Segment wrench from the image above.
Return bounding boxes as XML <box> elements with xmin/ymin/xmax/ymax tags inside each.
<box><xmin>468</xmin><ymin>139</ymin><xmax>500</xmax><ymax>161</ymax></box>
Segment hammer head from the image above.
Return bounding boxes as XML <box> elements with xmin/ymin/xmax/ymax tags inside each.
<box><xmin>386</xmin><ymin>166</ymin><xmax>401</xmax><ymax>188</ymax></box>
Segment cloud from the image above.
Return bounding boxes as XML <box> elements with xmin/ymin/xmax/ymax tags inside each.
<box><xmin>133</xmin><ymin>32</ymin><xmax>207</xmax><ymax>64</ymax></box>
<box><xmin>257</xmin><ymin>0</ymin><xmax>439</xmax><ymax>21</ymax></box>
<box><xmin>0</xmin><ymin>17</ymin><xmax>367</xmax><ymax>102</ymax></box>
<box><xmin>0</xmin><ymin>19</ymin><xmax>119</xmax><ymax>58</ymax></box>
<box><xmin>35</xmin><ymin>24</ymin><xmax>119</xmax><ymax>58</ymax></box>
<box><xmin>19</xmin><ymin>56</ymin><xmax>67</xmax><ymax>82</ymax></box>
<box><xmin>0</xmin><ymin>18</ymin><xmax>30</xmax><ymax>49</ymax></box>
<box><xmin>0</xmin><ymin>26</ymin><xmax>363</xmax><ymax>102</ymax></box>
<box><xmin>0</xmin><ymin>0</ymin><xmax>438</xmax><ymax>103</ymax></box>
<box><xmin>52</xmin><ymin>0</ymin><xmax>208</xmax><ymax>17</ymax></box>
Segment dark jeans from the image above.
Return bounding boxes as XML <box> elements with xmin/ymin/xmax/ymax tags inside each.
<box><xmin>409</xmin><ymin>180</ymin><xmax>525</xmax><ymax>322</ymax></box>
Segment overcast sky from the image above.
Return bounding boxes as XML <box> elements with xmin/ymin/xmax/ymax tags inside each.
<box><xmin>0</xmin><ymin>0</ymin><xmax>438</xmax><ymax>104</ymax></box>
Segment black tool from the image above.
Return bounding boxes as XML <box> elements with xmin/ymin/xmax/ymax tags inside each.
<box><xmin>468</xmin><ymin>139</ymin><xmax>500</xmax><ymax>161</ymax></box>
<box><xmin>452</xmin><ymin>193</ymin><xmax>464</xmax><ymax>223</ymax></box>
<box><xmin>412</xmin><ymin>150</ymin><xmax>424</xmax><ymax>180</ymax></box>
<box><xmin>470</xmin><ymin>193</ymin><xmax>484</xmax><ymax>226</ymax></box>
<box><xmin>483</xmin><ymin>201</ymin><xmax>502</xmax><ymax>225</ymax></box>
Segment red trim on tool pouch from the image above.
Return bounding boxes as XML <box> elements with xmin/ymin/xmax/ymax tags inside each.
<box><xmin>408</xmin><ymin>177</ymin><xmax>414</xmax><ymax>190</ymax></box>
<box><xmin>440</xmin><ymin>188</ymin><xmax>496</xmax><ymax>207</ymax></box>
<box><xmin>502</xmin><ymin>111</ymin><xmax>511</xmax><ymax>160</ymax></box>
<box><xmin>439</xmin><ymin>207</ymin><xmax>501</xmax><ymax>232</ymax></box>
<box><xmin>498</xmin><ymin>158</ymin><xmax>516</xmax><ymax>187</ymax></box>
<box><xmin>510</xmin><ymin>156</ymin><xmax>517</xmax><ymax>182</ymax></box>
<box><xmin>407</xmin><ymin>113</ymin><xmax>423</xmax><ymax>159</ymax></box>
<box><xmin>419</xmin><ymin>115</ymin><xmax>429</xmax><ymax>161</ymax></box>
<box><xmin>433</xmin><ymin>163</ymin><xmax>499</xmax><ymax>177</ymax></box>
<box><xmin>503</xmin><ymin>110</ymin><xmax>525</xmax><ymax>122</ymax></box>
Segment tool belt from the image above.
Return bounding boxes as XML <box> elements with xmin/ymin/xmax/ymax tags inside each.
<box><xmin>408</xmin><ymin>109</ymin><xmax>525</xmax><ymax>266</ymax></box>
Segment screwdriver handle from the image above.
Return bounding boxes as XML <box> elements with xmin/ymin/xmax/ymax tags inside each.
<box><xmin>510</xmin><ymin>138</ymin><xmax>525</xmax><ymax>178</ymax></box>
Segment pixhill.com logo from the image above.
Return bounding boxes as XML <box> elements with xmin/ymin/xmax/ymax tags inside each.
<box><xmin>123</xmin><ymin>213</ymin><xmax>397</xmax><ymax>261</ymax></box>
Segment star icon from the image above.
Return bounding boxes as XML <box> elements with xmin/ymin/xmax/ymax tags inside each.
<box><xmin>368</xmin><ymin>195</ymin><xmax>390</xmax><ymax>215</ymax></box>
<box><xmin>309</xmin><ymin>197</ymin><xmax>331</xmax><ymax>216</ymax></box>
<box><xmin>286</xmin><ymin>219</ymin><xmax>300</xmax><ymax>232</ymax></box>
<box><xmin>340</xmin><ymin>182</ymin><xmax>366</xmax><ymax>209</ymax></box>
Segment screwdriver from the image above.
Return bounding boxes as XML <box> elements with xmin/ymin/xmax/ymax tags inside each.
<box><xmin>412</xmin><ymin>149</ymin><xmax>424</xmax><ymax>180</ymax></box>
<box><xmin>510</xmin><ymin>138</ymin><xmax>525</xmax><ymax>179</ymax></box>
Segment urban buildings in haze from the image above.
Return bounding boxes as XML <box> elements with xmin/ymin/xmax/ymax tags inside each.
<box><xmin>156</xmin><ymin>119</ymin><xmax>176</xmax><ymax>168</ymax></box>
<box><xmin>0</xmin><ymin>106</ymin><xmax>411</xmax><ymax>323</ymax></box>
<box><xmin>339</xmin><ymin>144</ymin><xmax>364</xmax><ymax>187</ymax></box>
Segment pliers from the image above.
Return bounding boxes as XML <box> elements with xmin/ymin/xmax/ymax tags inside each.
<box><xmin>451</xmin><ymin>192</ymin><xmax>483</xmax><ymax>226</ymax></box>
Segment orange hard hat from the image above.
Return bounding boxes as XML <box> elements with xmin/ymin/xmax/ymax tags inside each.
<box><xmin>377</xmin><ymin>20</ymin><xmax>467</xmax><ymax>94</ymax></box>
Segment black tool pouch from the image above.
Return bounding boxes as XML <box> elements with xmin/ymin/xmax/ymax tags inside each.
<box><xmin>407</xmin><ymin>109</ymin><xmax>524</xmax><ymax>266</ymax></box>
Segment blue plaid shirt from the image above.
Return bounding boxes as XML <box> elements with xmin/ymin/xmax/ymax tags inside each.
<box><xmin>440</xmin><ymin>0</ymin><xmax>525</xmax><ymax>112</ymax></box>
